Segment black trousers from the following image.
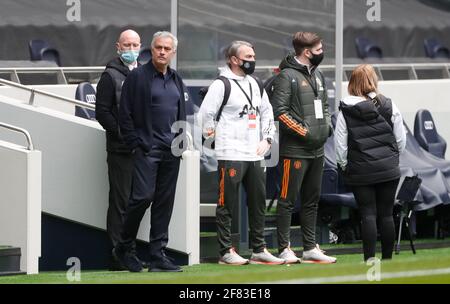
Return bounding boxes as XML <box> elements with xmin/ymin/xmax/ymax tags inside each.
<box><xmin>351</xmin><ymin>178</ymin><xmax>400</xmax><ymax>261</ymax></box>
<box><xmin>276</xmin><ymin>156</ymin><xmax>324</xmax><ymax>252</ymax></box>
<box><xmin>106</xmin><ymin>152</ymin><xmax>134</xmax><ymax>248</ymax></box>
<box><xmin>119</xmin><ymin>148</ymin><xmax>180</xmax><ymax>260</ymax></box>
<box><xmin>216</xmin><ymin>160</ymin><xmax>267</xmax><ymax>256</ymax></box>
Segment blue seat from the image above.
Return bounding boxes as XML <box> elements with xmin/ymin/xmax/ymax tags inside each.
<box><xmin>28</xmin><ymin>39</ymin><xmax>61</xmax><ymax>66</ymax></box>
<box><xmin>424</xmin><ymin>38</ymin><xmax>450</xmax><ymax>59</ymax></box>
<box><xmin>320</xmin><ymin>135</ymin><xmax>357</xmax><ymax>209</ymax></box>
<box><xmin>29</xmin><ymin>39</ymin><xmax>49</xmax><ymax>61</ymax></box>
<box><xmin>75</xmin><ymin>82</ymin><xmax>96</xmax><ymax>120</ymax></box>
<box><xmin>138</xmin><ymin>47</ymin><xmax>151</xmax><ymax>65</ymax></box>
<box><xmin>41</xmin><ymin>48</ymin><xmax>61</xmax><ymax>66</ymax></box>
<box><xmin>355</xmin><ymin>37</ymin><xmax>383</xmax><ymax>59</ymax></box>
<box><xmin>414</xmin><ymin>109</ymin><xmax>447</xmax><ymax>159</ymax></box>
<box><xmin>320</xmin><ymin>167</ymin><xmax>357</xmax><ymax>209</ymax></box>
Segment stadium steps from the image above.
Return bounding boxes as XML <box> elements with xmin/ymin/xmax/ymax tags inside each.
<box><xmin>0</xmin><ymin>246</ymin><xmax>24</xmax><ymax>276</ymax></box>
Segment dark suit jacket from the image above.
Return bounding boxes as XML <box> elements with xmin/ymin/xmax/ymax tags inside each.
<box><xmin>118</xmin><ymin>61</ymin><xmax>193</xmax><ymax>153</ymax></box>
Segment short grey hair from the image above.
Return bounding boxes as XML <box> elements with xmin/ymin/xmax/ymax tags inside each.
<box><xmin>151</xmin><ymin>31</ymin><xmax>178</xmax><ymax>50</ymax></box>
<box><xmin>225</xmin><ymin>40</ymin><xmax>254</xmax><ymax>67</ymax></box>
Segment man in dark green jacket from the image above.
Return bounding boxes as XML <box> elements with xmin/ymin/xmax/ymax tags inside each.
<box><xmin>270</xmin><ymin>32</ymin><xmax>336</xmax><ymax>264</ymax></box>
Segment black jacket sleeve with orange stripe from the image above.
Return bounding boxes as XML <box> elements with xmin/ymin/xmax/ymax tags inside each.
<box><xmin>270</xmin><ymin>71</ymin><xmax>309</xmax><ymax>138</ymax></box>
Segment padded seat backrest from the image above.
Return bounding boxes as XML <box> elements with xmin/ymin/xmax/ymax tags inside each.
<box><xmin>424</xmin><ymin>38</ymin><xmax>450</xmax><ymax>59</ymax></box>
<box><xmin>355</xmin><ymin>37</ymin><xmax>383</xmax><ymax>59</ymax></box>
<box><xmin>29</xmin><ymin>39</ymin><xmax>61</xmax><ymax>66</ymax></box>
<box><xmin>75</xmin><ymin>82</ymin><xmax>96</xmax><ymax>120</ymax></box>
<box><xmin>29</xmin><ymin>39</ymin><xmax>49</xmax><ymax>60</ymax></box>
<box><xmin>41</xmin><ymin>48</ymin><xmax>61</xmax><ymax>66</ymax></box>
<box><xmin>414</xmin><ymin>109</ymin><xmax>446</xmax><ymax>158</ymax></box>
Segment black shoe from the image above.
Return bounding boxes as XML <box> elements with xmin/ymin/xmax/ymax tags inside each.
<box><xmin>112</xmin><ymin>247</ymin><xmax>143</xmax><ymax>273</ymax></box>
<box><xmin>149</xmin><ymin>257</ymin><xmax>182</xmax><ymax>272</ymax></box>
<box><xmin>141</xmin><ymin>260</ymin><xmax>150</xmax><ymax>269</ymax></box>
<box><xmin>128</xmin><ymin>248</ymin><xmax>149</xmax><ymax>269</ymax></box>
<box><xmin>109</xmin><ymin>253</ymin><xmax>127</xmax><ymax>271</ymax></box>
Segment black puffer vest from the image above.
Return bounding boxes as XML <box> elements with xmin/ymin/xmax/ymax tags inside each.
<box><xmin>103</xmin><ymin>58</ymin><xmax>131</xmax><ymax>153</ymax></box>
<box><xmin>340</xmin><ymin>95</ymin><xmax>400</xmax><ymax>186</ymax></box>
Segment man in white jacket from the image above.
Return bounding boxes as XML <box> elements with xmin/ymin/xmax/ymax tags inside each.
<box><xmin>199</xmin><ymin>41</ymin><xmax>284</xmax><ymax>265</ymax></box>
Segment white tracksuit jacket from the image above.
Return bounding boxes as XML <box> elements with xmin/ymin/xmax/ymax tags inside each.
<box><xmin>199</xmin><ymin>66</ymin><xmax>276</xmax><ymax>161</ymax></box>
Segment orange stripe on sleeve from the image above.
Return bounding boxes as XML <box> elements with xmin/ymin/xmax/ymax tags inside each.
<box><xmin>279</xmin><ymin>114</ymin><xmax>307</xmax><ymax>137</ymax></box>
<box><xmin>280</xmin><ymin>115</ymin><xmax>307</xmax><ymax>136</ymax></box>
<box><xmin>279</xmin><ymin>114</ymin><xmax>307</xmax><ymax>135</ymax></box>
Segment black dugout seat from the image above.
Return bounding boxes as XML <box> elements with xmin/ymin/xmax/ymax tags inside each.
<box><xmin>414</xmin><ymin>109</ymin><xmax>446</xmax><ymax>159</ymax></box>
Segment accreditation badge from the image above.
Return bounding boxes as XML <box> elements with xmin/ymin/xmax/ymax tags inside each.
<box><xmin>248</xmin><ymin>109</ymin><xmax>257</xmax><ymax>129</ymax></box>
<box><xmin>314</xmin><ymin>99</ymin><xmax>324</xmax><ymax>119</ymax></box>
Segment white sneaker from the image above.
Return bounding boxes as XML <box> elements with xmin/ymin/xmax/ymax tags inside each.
<box><xmin>250</xmin><ymin>248</ymin><xmax>285</xmax><ymax>265</ymax></box>
<box><xmin>316</xmin><ymin>244</ymin><xmax>326</xmax><ymax>254</ymax></box>
<box><xmin>219</xmin><ymin>248</ymin><xmax>249</xmax><ymax>265</ymax></box>
<box><xmin>302</xmin><ymin>247</ymin><xmax>337</xmax><ymax>264</ymax></box>
<box><xmin>279</xmin><ymin>247</ymin><xmax>301</xmax><ymax>264</ymax></box>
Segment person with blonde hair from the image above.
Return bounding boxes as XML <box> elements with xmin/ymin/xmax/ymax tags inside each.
<box><xmin>334</xmin><ymin>64</ymin><xmax>406</xmax><ymax>261</ymax></box>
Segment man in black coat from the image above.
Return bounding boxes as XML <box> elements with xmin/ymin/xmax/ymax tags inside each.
<box><xmin>113</xmin><ymin>31</ymin><xmax>193</xmax><ymax>273</ymax></box>
<box><xmin>95</xmin><ymin>29</ymin><xmax>141</xmax><ymax>271</ymax></box>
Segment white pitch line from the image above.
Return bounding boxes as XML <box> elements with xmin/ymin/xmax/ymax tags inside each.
<box><xmin>262</xmin><ymin>267</ymin><xmax>450</xmax><ymax>284</ymax></box>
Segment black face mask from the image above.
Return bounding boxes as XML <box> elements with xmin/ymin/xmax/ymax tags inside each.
<box><xmin>309</xmin><ymin>51</ymin><xmax>324</xmax><ymax>66</ymax></box>
<box><xmin>239</xmin><ymin>59</ymin><xmax>256</xmax><ymax>75</ymax></box>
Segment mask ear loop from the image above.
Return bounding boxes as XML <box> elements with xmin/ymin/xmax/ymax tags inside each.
<box><xmin>232</xmin><ymin>56</ymin><xmax>240</xmax><ymax>66</ymax></box>
<box><xmin>309</xmin><ymin>48</ymin><xmax>319</xmax><ymax>59</ymax></box>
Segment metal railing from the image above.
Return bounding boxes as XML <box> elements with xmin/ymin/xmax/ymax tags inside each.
<box><xmin>256</xmin><ymin>62</ymin><xmax>450</xmax><ymax>81</ymax></box>
<box><xmin>0</xmin><ymin>66</ymin><xmax>105</xmax><ymax>85</ymax></box>
<box><xmin>0</xmin><ymin>78</ymin><xmax>95</xmax><ymax>110</ymax></box>
<box><xmin>0</xmin><ymin>122</ymin><xmax>34</xmax><ymax>150</ymax></box>
<box><xmin>1</xmin><ymin>63</ymin><xmax>450</xmax><ymax>88</ymax></box>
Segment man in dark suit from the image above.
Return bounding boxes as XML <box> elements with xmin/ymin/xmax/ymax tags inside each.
<box><xmin>113</xmin><ymin>31</ymin><xmax>193</xmax><ymax>273</ymax></box>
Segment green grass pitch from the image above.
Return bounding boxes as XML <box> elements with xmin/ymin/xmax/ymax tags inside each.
<box><xmin>1</xmin><ymin>247</ymin><xmax>450</xmax><ymax>284</ymax></box>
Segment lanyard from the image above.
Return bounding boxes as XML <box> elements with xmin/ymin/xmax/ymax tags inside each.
<box><xmin>232</xmin><ymin>79</ymin><xmax>254</xmax><ymax>109</ymax></box>
<box><xmin>304</xmin><ymin>72</ymin><xmax>319</xmax><ymax>98</ymax></box>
